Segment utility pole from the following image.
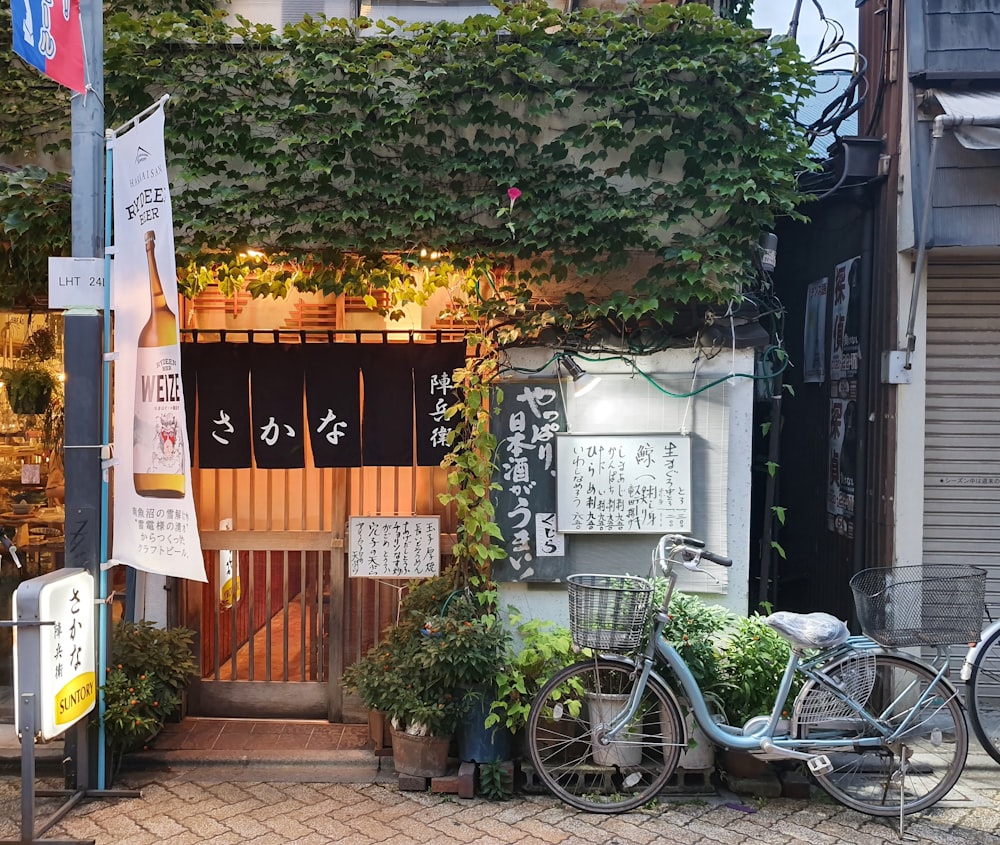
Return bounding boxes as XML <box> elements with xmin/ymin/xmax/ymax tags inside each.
<box><xmin>64</xmin><ymin>0</ymin><xmax>105</xmax><ymax>790</ymax></box>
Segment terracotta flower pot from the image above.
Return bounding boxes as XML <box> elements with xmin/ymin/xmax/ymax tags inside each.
<box><xmin>390</xmin><ymin>728</ymin><xmax>451</xmax><ymax>778</ymax></box>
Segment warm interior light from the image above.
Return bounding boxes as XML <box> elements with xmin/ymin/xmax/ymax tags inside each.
<box><xmin>559</xmin><ymin>355</ymin><xmax>601</xmax><ymax>397</ymax></box>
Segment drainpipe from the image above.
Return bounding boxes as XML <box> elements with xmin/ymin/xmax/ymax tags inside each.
<box><xmin>903</xmin><ymin>110</ymin><xmax>1000</xmax><ymax>368</ymax></box>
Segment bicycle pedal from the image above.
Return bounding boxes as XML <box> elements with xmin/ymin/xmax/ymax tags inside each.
<box><xmin>807</xmin><ymin>755</ymin><xmax>833</xmax><ymax>776</ymax></box>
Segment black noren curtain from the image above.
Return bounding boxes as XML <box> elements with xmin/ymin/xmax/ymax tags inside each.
<box><xmin>412</xmin><ymin>342</ymin><xmax>466</xmax><ymax>466</ymax></box>
<box><xmin>361</xmin><ymin>343</ymin><xmax>414</xmax><ymax>466</ymax></box>
<box><xmin>250</xmin><ymin>344</ymin><xmax>305</xmax><ymax>468</ymax></box>
<box><xmin>304</xmin><ymin>344</ymin><xmax>362</xmax><ymax>467</ymax></box>
<box><xmin>195</xmin><ymin>343</ymin><xmax>252</xmax><ymax>469</ymax></box>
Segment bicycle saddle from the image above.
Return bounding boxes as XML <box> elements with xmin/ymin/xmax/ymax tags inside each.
<box><xmin>765</xmin><ymin>611</ymin><xmax>850</xmax><ymax>650</ymax></box>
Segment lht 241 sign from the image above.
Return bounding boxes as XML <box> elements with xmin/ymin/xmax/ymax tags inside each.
<box><xmin>14</xmin><ymin>569</ymin><xmax>96</xmax><ymax>741</ymax></box>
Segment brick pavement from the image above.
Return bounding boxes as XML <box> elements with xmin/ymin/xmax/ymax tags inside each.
<box><xmin>2</xmin><ymin>768</ymin><xmax>999</xmax><ymax>845</ymax></box>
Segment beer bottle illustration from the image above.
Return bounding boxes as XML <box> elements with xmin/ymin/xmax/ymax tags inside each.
<box><xmin>133</xmin><ymin>230</ymin><xmax>185</xmax><ymax>498</ymax></box>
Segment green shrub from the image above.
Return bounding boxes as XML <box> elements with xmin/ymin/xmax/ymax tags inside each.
<box><xmin>100</xmin><ymin>619</ymin><xmax>197</xmax><ymax>779</ymax></box>
<box><xmin>486</xmin><ymin>613</ymin><xmax>584</xmax><ymax>734</ymax></box>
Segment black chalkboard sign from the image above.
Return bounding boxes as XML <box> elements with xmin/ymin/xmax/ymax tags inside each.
<box><xmin>491</xmin><ymin>379</ymin><xmax>569</xmax><ymax>582</ymax></box>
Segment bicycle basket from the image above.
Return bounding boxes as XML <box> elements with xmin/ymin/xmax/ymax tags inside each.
<box><xmin>567</xmin><ymin>574</ymin><xmax>653</xmax><ymax>653</ymax></box>
<box><xmin>849</xmin><ymin>564</ymin><xmax>986</xmax><ymax>647</ymax></box>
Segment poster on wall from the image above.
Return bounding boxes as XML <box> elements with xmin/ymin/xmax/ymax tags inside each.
<box><xmin>803</xmin><ymin>278</ymin><xmax>827</xmax><ymax>384</ymax></box>
<box><xmin>490</xmin><ymin>380</ymin><xmax>567</xmax><ymax>582</ymax></box>
<box><xmin>827</xmin><ymin>256</ymin><xmax>861</xmax><ymax>538</ymax></box>
<box><xmin>109</xmin><ymin>102</ymin><xmax>206</xmax><ymax>582</ymax></box>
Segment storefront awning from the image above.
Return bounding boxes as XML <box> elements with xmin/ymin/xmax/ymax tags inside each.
<box><xmin>931</xmin><ymin>89</ymin><xmax>1000</xmax><ymax>150</ymax></box>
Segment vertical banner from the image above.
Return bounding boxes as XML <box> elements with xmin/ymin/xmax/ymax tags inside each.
<box><xmin>490</xmin><ymin>380</ymin><xmax>567</xmax><ymax>582</ymax></box>
<box><xmin>803</xmin><ymin>278</ymin><xmax>827</xmax><ymax>384</ymax></box>
<box><xmin>413</xmin><ymin>342</ymin><xmax>465</xmax><ymax>466</ymax></box>
<box><xmin>11</xmin><ymin>0</ymin><xmax>86</xmax><ymax>93</ymax></box>
<box><xmin>110</xmin><ymin>104</ymin><xmax>206</xmax><ymax>582</ymax></box>
<box><xmin>827</xmin><ymin>256</ymin><xmax>861</xmax><ymax>539</ymax></box>
<box><xmin>217</xmin><ymin>518</ymin><xmax>240</xmax><ymax>608</ymax></box>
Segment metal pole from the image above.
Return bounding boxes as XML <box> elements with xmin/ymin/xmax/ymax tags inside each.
<box><xmin>64</xmin><ymin>0</ymin><xmax>105</xmax><ymax>791</ymax></box>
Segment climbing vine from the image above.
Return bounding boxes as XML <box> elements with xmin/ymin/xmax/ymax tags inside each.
<box><xmin>1</xmin><ymin>1</ymin><xmax>813</xmax><ymax>329</ymax></box>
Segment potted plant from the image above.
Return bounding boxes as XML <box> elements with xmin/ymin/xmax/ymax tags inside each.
<box><xmin>658</xmin><ymin>590</ymin><xmax>732</xmax><ymax>770</ymax></box>
<box><xmin>2</xmin><ymin>325</ymin><xmax>61</xmax><ymax>416</ymax></box>
<box><xmin>713</xmin><ymin>610</ymin><xmax>803</xmax><ymax>729</ymax></box>
<box><xmin>426</xmin><ymin>594</ymin><xmax>513</xmax><ymax>764</ymax></box>
<box><xmin>2</xmin><ymin>362</ymin><xmax>58</xmax><ymax>415</ymax></box>
<box><xmin>342</xmin><ymin>574</ymin><xmax>512</xmax><ymax>776</ymax></box>
<box><xmin>99</xmin><ymin>619</ymin><xmax>197</xmax><ymax>782</ymax></box>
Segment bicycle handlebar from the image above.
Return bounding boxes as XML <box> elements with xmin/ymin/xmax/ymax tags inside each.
<box><xmin>698</xmin><ymin>548</ymin><xmax>733</xmax><ymax>567</ymax></box>
<box><xmin>654</xmin><ymin>534</ymin><xmax>733</xmax><ymax>570</ymax></box>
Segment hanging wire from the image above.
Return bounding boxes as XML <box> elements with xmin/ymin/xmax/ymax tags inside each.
<box><xmin>779</xmin><ymin>0</ymin><xmax>868</xmax><ymax>164</ymax></box>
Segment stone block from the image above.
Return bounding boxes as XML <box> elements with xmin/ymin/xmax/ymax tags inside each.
<box><xmin>458</xmin><ymin>761</ymin><xmax>476</xmax><ymax>799</ymax></box>
<box><xmin>397</xmin><ymin>773</ymin><xmax>429</xmax><ymax>792</ymax></box>
<box><xmin>779</xmin><ymin>769</ymin><xmax>812</xmax><ymax>800</ymax></box>
<box><xmin>430</xmin><ymin>772</ymin><xmax>460</xmax><ymax>794</ymax></box>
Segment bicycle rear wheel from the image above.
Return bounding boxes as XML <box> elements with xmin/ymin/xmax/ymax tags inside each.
<box><xmin>526</xmin><ymin>656</ymin><xmax>683</xmax><ymax>813</ymax></box>
<box><xmin>798</xmin><ymin>652</ymin><xmax>967</xmax><ymax>816</ymax></box>
<box><xmin>968</xmin><ymin>626</ymin><xmax>1000</xmax><ymax>765</ymax></box>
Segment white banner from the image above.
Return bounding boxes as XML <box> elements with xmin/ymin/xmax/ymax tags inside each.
<box><xmin>110</xmin><ymin>104</ymin><xmax>206</xmax><ymax>582</ymax></box>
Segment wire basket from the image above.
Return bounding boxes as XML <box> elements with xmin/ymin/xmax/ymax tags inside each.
<box><xmin>850</xmin><ymin>564</ymin><xmax>986</xmax><ymax>647</ymax></box>
<box><xmin>567</xmin><ymin>574</ymin><xmax>653</xmax><ymax>653</ymax></box>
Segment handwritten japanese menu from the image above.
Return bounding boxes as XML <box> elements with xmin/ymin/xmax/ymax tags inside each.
<box><xmin>556</xmin><ymin>434</ymin><xmax>691</xmax><ymax>533</ymax></box>
<box><xmin>348</xmin><ymin>516</ymin><xmax>441</xmax><ymax>578</ymax></box>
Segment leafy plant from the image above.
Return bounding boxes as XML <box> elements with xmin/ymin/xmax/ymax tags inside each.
<box><xmin>478</xmin><ymin>759</ymin><xmax>514</xmax><ymax>800</ymax></box>
<box><xmin>438</xmin><ymin>332</ymin><xmax>506</xmax><ymax>607</ymax></box>
<box><xmin>342</xmin><ymin>576</ymin><xmax>512</xmax><ymax>737</ymax></box>
<box><xmin>485</xmin><ymin>613</ymin><xmax>583</xmax><ymax>734</ymax></box>
<box><xmin>1</xmin><ymin>363</ymin><xmax>57</xmax><ymax>415</ymax></box>
<box><xmin>656</xmin><ymin>590</ymin><xmax>803</xmax><ymax>726</ymax></box>
<box><xmin>713</xmin><ymin>611</ymin><xmax>803</xmax><ymax>725</ymax></box>
<box><xmin>100</xmin><ymin>619</ymin><xmax>197</xmax><ymax>780</ymax></box>
<box><xmin>658</xmin><ymin>589</ymin><xmax>731</xmax><ymax>695</ymax></box>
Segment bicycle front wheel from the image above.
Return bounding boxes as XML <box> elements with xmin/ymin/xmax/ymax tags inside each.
<box><xmin>968</xmin><ymin>626</ymin><xmax>1000</xmax><ymax>765</ymax></box>
<box><xmin>526</xmin><ymin>656</ymin><xmax>683</xmax><ymax>813</ymax></box>
<box><xmin>802</xmin><ymin>652</ymin><xmax>967</xmax><ymax>816</ymax></box>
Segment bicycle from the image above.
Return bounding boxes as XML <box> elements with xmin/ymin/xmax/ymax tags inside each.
<box><xmin>527</xmin><ymin>534</ymin><xmax>969</xmax><ymax>817</ymax></box>
<box><xmin>963</xmin><ymin>604</ymin><xmax>1000</xmax><ymax>765</ymax></box>
<box><xmin>848</xmin><ymin>563</ymin><xmax>996</xmax><ymax>765</ymax></box>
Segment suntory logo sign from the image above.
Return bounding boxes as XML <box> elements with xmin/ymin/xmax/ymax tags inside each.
<box><xmin>14</xmin><ymin>569</ymin><xmax>96</xmax><ymax>740</ymax></box>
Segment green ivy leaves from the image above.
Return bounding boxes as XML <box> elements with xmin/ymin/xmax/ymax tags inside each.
<box><xmin>1</xmin><ymin>1</ymin><xmax>813</xmax><ymax>323</ymax></box>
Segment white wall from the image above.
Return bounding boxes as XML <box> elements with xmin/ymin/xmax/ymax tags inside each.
<box><xmin>497</xmin><ymin>345</ymin><xmax>756</xmax><ymax>626</ymax></box>
<box><xmin>892</xmin><ymin>40</ymin><xmax>928</xmax><ymax>569</ymax></box>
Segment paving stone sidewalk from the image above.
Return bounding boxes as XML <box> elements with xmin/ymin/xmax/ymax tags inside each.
<box><xmin>2</xmin><ymin>767</ymin><xmax>999</xmax><ymax>845</ymax></box>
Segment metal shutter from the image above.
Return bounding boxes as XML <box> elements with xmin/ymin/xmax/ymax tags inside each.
<box><xmin>924</xmin><ymin>262</ymin><xmax>1000</xmax><ymax>619</ymax></box>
